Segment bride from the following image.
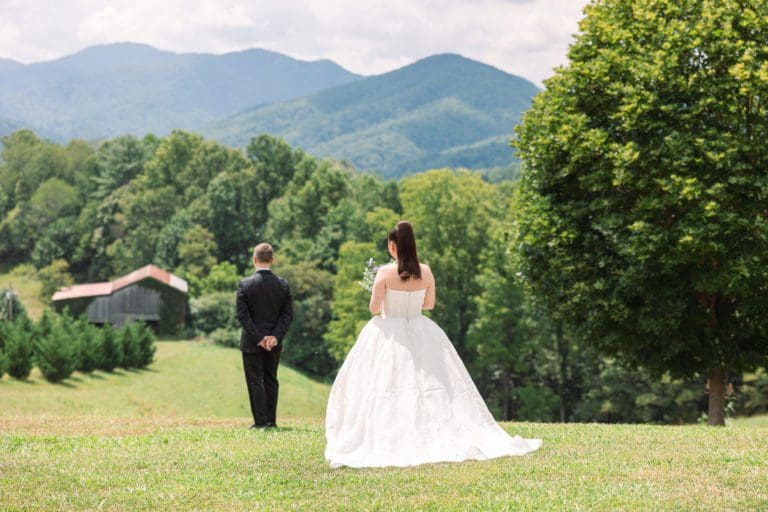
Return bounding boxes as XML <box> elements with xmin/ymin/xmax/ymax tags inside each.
<box><xmin>325</xmin><ymin>220</ymin><xmax>542</xmax><ymax>468</ymax></box>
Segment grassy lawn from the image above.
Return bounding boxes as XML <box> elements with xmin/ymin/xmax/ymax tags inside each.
<box><xmin>0</xmin><ymin>341</ymin><xmax>329</xmax><ymax>420</ymax></box>
<box><xmin>732</xmin><ymin>413</ymin><xmax>768</xmax><ymax>427</ymax></box>
<box><xmin>0</xmin><ymin>418</ymin><xmax>765</xmax><ymax>511</ymax></box>
<box><xmin>1</xmin><ymin>341</ymin><xmax>766</xmax><ymax>511</ymax></box>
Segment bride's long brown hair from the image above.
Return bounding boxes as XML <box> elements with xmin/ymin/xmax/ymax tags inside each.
<box><xmin>388</xmin><ymin>220</ymin><xmax>421</xmax><ymax>281</ymax></box>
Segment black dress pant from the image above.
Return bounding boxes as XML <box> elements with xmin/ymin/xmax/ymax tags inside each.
<box><xmin>242</xmin><ymin>348</ymin><xmax>280</xmax><ymax>426</ymax></box>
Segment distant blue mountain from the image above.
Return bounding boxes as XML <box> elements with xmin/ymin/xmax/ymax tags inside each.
<box><xmin>0</xmin><ymin>58</ymin><xmax>22</xmax><ymax>73</ymax></box>
<box><xmin>207</xmin><ymin>53</ymin><xmax>539</xmax><ymax>177</ymax></box>
<box><xmin>0</xmin><ymin>44</ymin><xmax>539</xmax><ymax>178</ymax></box>
<box><xmin>0</xmin><ymin>43</ymin><xmax>361</xmax><ymax>140</ymax></box>
<box><xmin>0</xmin><ymin>116</ymin><xmax>23</xmax><ymax>134</ymax></box>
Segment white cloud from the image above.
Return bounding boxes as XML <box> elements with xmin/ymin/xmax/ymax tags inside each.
<box><xmin>0</xmin><ymin>21</ymin><xmax>22</xmax><ymax>53</ymax></box>
<box><xmin>0</xmin><ymin>0</ymin><xmax>588</xmax><ymax>84</ymax></box>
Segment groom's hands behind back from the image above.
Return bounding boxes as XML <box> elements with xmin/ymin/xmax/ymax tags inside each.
<box><xmin>258</xmin><ymin>335</ymin><xmax>278</xmax><ymax>351</ymax></box>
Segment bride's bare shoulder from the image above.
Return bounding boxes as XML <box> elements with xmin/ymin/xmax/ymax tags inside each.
<box><xmin>419</xmin><ymin>263</ymin><xmax>434</xmax><ymax>278</ymax></box>
<box><xmin>378</xmin><ymin>263</ymin><xmax>398</xmax><ymax>276</ymax></box>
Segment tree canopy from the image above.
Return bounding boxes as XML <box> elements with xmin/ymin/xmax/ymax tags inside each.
<box><xmin>2</xmin><ymin>117</ymin><xmax>762</xmax><ymax>422</ymax></box>
<box><xmin>513</xmin><ymin>0</ymin><xmax>768</xmax><ymax>425</ymax></box>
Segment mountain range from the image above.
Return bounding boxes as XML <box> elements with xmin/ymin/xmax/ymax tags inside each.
<box><xmin>0</xmin><ymin>43</ymin><xmax>360</xmax><ymax>141</ymax></box>
<box><xmin>208</xmin><ymin>53</ymin><xmax>538</xmax><ymax>177</ymax></box>
<box><xmin>0</xmin><ymin>43</ymin><xmax>539</xmax><ymax>177</ymax></box>
<box><xmin>0</xmin><ymin>58</ymin><xmax>22</xmax><ymax>73</ymax></box>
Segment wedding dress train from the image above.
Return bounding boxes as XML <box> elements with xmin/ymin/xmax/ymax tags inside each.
<box><xmin>325</xmin><ymin>288</ymin><xmax>542</xmax><ymax>468</ymax></box>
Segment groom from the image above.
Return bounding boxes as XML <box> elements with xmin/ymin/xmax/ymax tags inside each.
<box><xmin>236</xmin><ymin>242</ymin><xmax>293</xmax><ymax>429</ymax></box>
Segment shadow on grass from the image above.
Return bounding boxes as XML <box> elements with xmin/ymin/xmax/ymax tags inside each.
<box><xmin>131</xmin><ymin>368</ymin><xmax>160</xmax><ymax>373</ymax></box>
<box><xmin>117</xmin><ymin>367</ymin><xmax>160</xmax><ymax>375</ymax></box>
<box><xmin>0</xmin><ymin>377</ymin><xmax>38</xmax><ymax>385</ymax></box>
<box><xmin>246</xmin><ymin>425</ymin><xmax>316</xmax><ymax>434</ymax></box>
<box><xmin>272</xmin><ymin>426</ymin><xmax>304</xmax><ymax>433</ymax></box>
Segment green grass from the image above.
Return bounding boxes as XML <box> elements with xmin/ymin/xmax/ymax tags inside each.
<box><xmin>732</xmin><ymin>413</ymin><xmax>768</xmax><ymax>427</ymax></box>
<box><xmin>0</xmin><ymin>269</ymin><xmax>44</xmax><ymax>320</ymax></box>
<box><xmin>0</xmin><ymin>419</ymin><xmax>765</xmax><ymax>511</ymax></box>
<box><xmin>0</xmin><ymin>341</ymin><xmax>329</xmax><ymax>420</ymax></box>
<box><xmin>1</xmin><ymin>341</ymin><xmax>767</xmax><ymax>510</ymax></box>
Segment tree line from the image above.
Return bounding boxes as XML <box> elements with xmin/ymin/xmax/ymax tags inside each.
<box><xmin>1</xmin><ymin>126</ymin><xmax>765</xmax><ymax>423</ymax></box>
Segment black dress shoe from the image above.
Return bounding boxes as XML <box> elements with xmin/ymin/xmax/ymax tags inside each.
<box><xmin>265</xmin><ymin>422</ymin><xmax>277</xmax><ymax>429</ymax></box>
<box><xmin>249</xmin><ymin>423</ymin><xmax>267</xmax><ymax>430</ymax></box>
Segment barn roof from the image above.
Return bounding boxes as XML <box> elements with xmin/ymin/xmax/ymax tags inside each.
<box><xmin>52</xmin><ymin>264</ymin><xmax>188</xmax><ymax>301</ymax></box>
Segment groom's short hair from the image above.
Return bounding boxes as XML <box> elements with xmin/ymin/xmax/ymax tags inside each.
<box><xmin>253</xmin><ymin>243</ymin><xmax>274</xmax><ymax>263</ymax></box>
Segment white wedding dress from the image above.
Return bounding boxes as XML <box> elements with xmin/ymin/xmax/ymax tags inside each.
<box><xmin>325</xmin><ymin>288</ymin><xmax>542</xmax><ymax>468</ymax></box>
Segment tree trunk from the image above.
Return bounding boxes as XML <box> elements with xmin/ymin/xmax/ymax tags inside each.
<box><xmin>556</xmin><ymin>324</ymin><xmax>568</xmax><ymax>422</ymax></box>
<box><xmin>502</xmin><ymin>367</ymin><xmax>511</xmax><ymax>421</ymax></box>
<box><xmin>708</xmin><ymin>366</ymin><xmax>726</xmax><ymax>426</ymax></box>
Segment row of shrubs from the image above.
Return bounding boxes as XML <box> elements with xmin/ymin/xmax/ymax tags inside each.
<box><xmin>0</xmin><ymin>310</ymin><xmax>156</xmax><ymax>383</ymax></box>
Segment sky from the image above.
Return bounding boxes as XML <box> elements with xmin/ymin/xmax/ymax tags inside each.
<box><xmin>0</xmin><ymin>0</ymin><xmax>590</xmax><ymax>85</ymax></box>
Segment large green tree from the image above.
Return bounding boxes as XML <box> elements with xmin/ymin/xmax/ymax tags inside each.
<box><xmin>175</xmin><ymin>224</ymin><xmax>219</xmax><ymax>294</ymax></box>
<box><xmin>89</xmin><ymin>135</ymin><xmax>154</xmax><ymax>201</ymax></box>
<box><xmin>204</xmin><ymin>169</ymin><xmax>262</xmax><ymax>269</ymax></box>
<box><xmin>265</xmin><ymin>157</ymin><xmax>351</xmax><ymax>265</ymax></box>
<box><xmin>400</xmin><ymin>169</ymin><xmax>497</xmax><ymax>356</ymax></box>
<box><xmin>514</xmin><ymin>0</ymin><xmax>768</xmax><ymax>425</ymax></box>
<box><xmin>264</xmin><ymin>158</ymin><xmax>396</xmax><ymax>271</ymax></box>
<box><xmin>0</xmin><ymin>132</ymin><xmax>88</xmax><ymax>263</ymax></box>
<box><xmin>246</xmin><ymin>134</ymin><xmax>304</xmax><ymax>224</ymax></box>
<box><xmin>0</xmin><ymin>130</ymin><xmax>64</xmax><ymax>215</ymax></box>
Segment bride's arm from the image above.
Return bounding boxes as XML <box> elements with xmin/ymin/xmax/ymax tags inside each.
<box><xmin>422</xmin><ymin>265</ymin><xmax>435</xmax><ymax>310</ymax></box>
<box><xmin>369</xmin><ymin>270</ymin><xmax>386</xmax><ymax>315</ymax></box>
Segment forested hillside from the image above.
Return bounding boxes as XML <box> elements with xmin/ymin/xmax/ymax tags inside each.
<box><xmin>209</xmin><ymin>53</ymin><xmax>538</xmax><ymax>177</ymax></box>
<box><xmin>0</xmin><ymin>43</ymin><xmax>361</xmax><ymax>140</ymax></box>
<box><xmin>0</xmin><ymin>45</ymin><xmax>534</xmax><ymax>179</ymax></box>
<box><xmin>3</xmin><ymin>128</ymin><xmax>764</xmax><ymax>423</ymax></box>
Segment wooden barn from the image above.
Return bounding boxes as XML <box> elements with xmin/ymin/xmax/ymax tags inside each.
<box><xmin>52</xmin><ymin>265</ymin><xmax>188</xmax><ymax>334</ymax></box>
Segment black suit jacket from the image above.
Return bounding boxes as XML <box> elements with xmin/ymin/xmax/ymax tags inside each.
<box><xmin>236</xmin><ymin>269</ymin><xmax>293</xmax><ymax>353</ymax></box>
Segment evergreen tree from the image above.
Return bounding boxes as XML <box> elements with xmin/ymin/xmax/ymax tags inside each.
<box><xmin>4</xmin><ymin>316</ymin><xmax>34</xmax><ymax>380</ymax></box>
<box><xmin>119</xmin><ymin>322</ymin><xmax>142</xmax><ymax>368</ymax></box>
<box><xmin>36</xmin><ymin>309</ymin><xmax>56</xmax><ymax>339</ymax></box>
<box><xmin>134</xmin><ymin>322</ymin><xmax>156</xmax><ymax>368</ymax></box>
<box><xmin>34</xmin><ymin>316</ymin><xmax>77</xmax><ymax>383</ymax></box>
<box><xmin>74</xmin><ymin>317</ymin><xmax>100</xmax><ymax>374</ymax></box>
<box><xmin>98</xmin><ymin>324</ymin><xmax>122</xmax><ymax>372</ymax></box>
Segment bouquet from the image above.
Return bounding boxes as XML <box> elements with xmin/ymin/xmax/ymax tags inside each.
<box><xmin>359</xmin><ymin>258</ymin><xmax>378</xmax><ymax>293</ymax></box>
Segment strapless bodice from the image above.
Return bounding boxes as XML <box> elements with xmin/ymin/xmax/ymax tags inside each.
<box><xmin>381</xmin><ymin>288</ymin><xmax>426</xmax><ymax>319</ymax></box>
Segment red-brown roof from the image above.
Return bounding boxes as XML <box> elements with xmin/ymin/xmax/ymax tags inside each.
<box><xmin>52</xmin><ymin>264</ymin><xmax>188</xmax><ymax>301</ymax></box>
